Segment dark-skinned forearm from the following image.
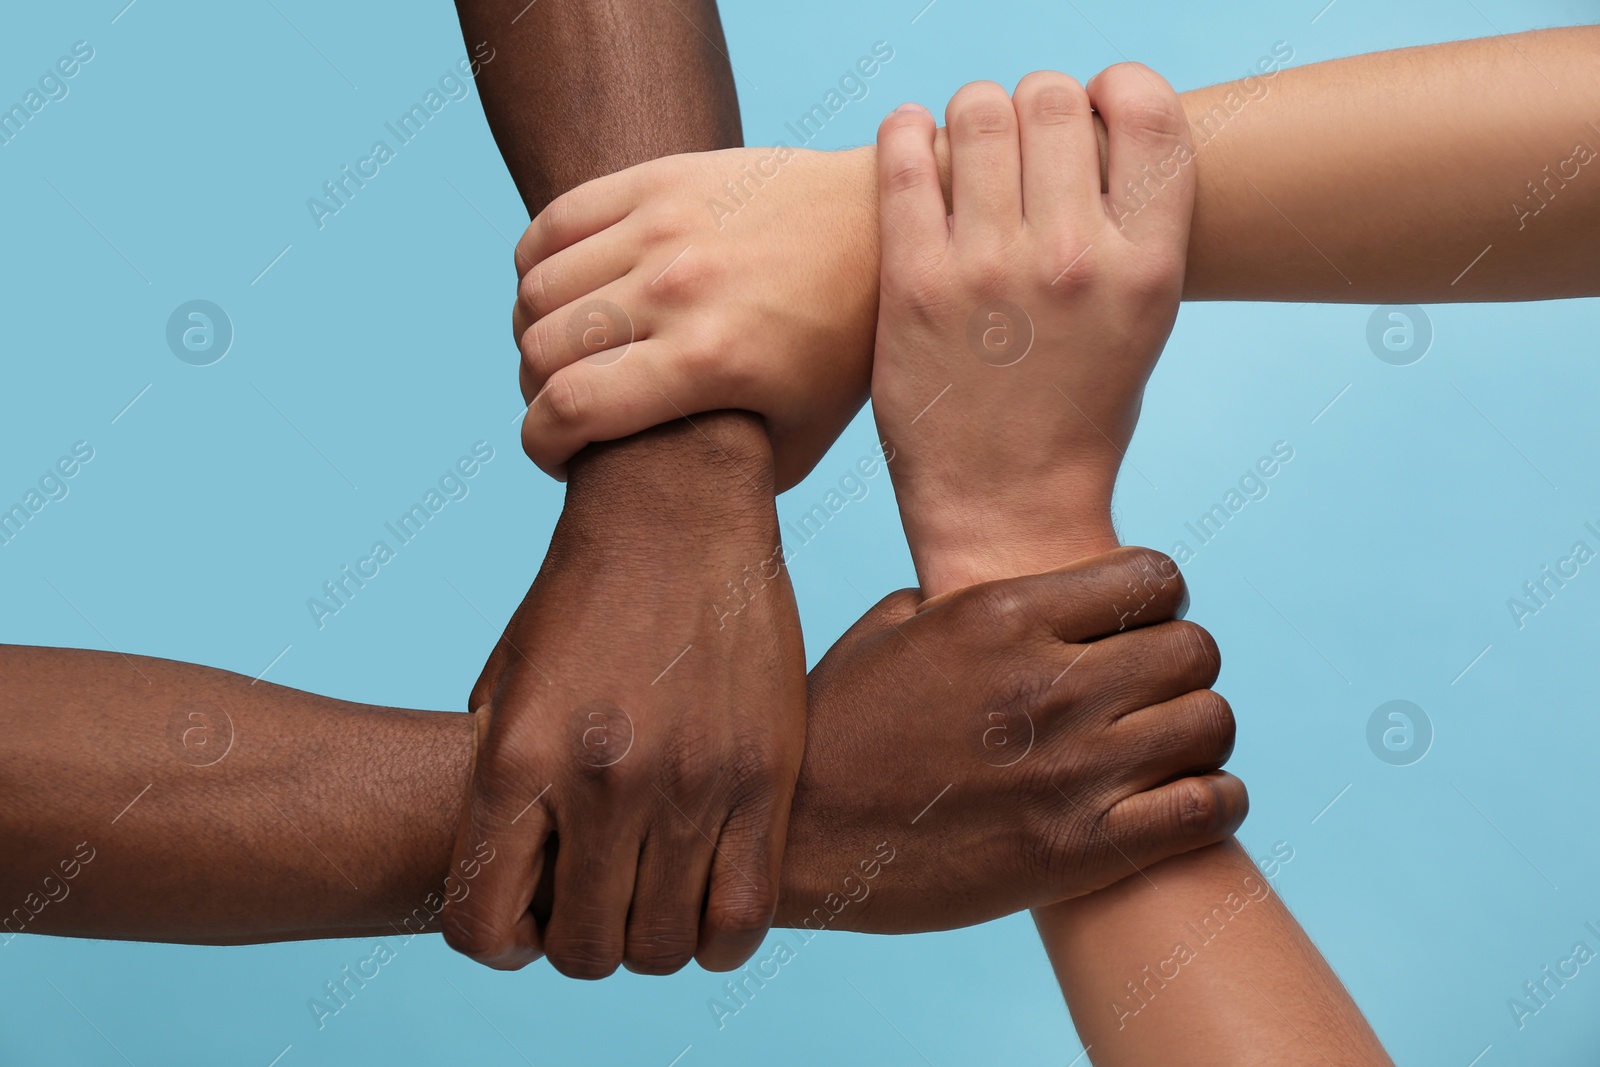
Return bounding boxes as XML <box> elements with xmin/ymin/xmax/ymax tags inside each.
<box><xmin>455</xmin><ymin>0</ymin><xmax>773</xmax><ymax>522</ymax></box>
<box><xmin>0</xmin><ymin>645</ymin><xmax>834</xmax><ymax>944</ymax></box>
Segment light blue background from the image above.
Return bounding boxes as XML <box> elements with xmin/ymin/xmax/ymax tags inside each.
<box><xmin>2</xmin><ymin>0</ymin><xmax>1599</xmax><ymax>1063</ymax></box>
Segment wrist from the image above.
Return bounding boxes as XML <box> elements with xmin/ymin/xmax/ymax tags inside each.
<box><xmin>555</xmin><ymin>412</ymin><xmax>779</xmax><ymax>564</ymax></box>
<box><xmin>905</xmin><ymin>479</ymin><xmax>1120</xmax><ymax>598</ymax></box>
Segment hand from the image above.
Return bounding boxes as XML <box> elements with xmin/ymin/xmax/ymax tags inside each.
<box><xmin>871</xmin><ymin>69</ymin><xmax>1196</xmax><ymax>593</ymax></box>
<box><xmin>777</xmin><ymin>547</ymin><xmax>1246</xmax><ymax>933</ymax></box>
<box><xmin>512</xmin><ymin>547</ymin><xmax>1246</xmax><ymax>936</ymax></box>
<box><xmin>440</xmin><ymin>416</ymin><xmax>807</xmax><ymax>979</ymax></box>
<box><xmin>509</xmin><ymin>147</ymin><xmax>881</xmax><ymax>491</ymax></box>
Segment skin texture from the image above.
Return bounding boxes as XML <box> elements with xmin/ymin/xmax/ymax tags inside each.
<box><xmin>444</xmin><ymin>0</ymin><xmax>805</xmax><ymax>980</ymax></box>
<box><xmin>870</xmin><ymin>71</ymin><xmax>1391</xmax><ymax>1063</ymax></box>
<box><xmin>0</xmin><ymin>559</ymin><xmax>1248</xmax><ymax>945</ymax></box>
<box><xmin>509</xmin><ymin>27</ymin><xmax>1600</xmax><ymax>485</ymax></box>
<box><xmin>872</xmin><ymin>68</ymin><xmax>1195</xmax><ymax>594</ymax></box>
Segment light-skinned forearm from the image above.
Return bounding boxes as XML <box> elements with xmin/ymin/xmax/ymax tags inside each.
<box><xmin>1178</xmin><ymin>26</ymin><xmax>1598</xmax><ymax>302</ymax></box>
<box><xmin>927</xmin><ymin>533</ymin><xmax>1387</xmax><ymax>1061</ymax></box>
<box><xmin>1035</xmin><ymin>841</ymin><xmax>1390</xmax><ymax>1066</ymax></box>
<box><xmin>915</xmin><ymin>27</ymin><xmax>1598</xmax><ymax>302</ymax></box>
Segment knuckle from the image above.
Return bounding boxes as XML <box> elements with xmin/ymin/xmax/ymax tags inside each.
<box><xmin>1111</xmin><ymin>94</ymin><xmax>1186</xmax><ymax>145</ymax></box>
<box><xmin>546</xmin><ymin>934</ymin><xmax>625</xmax><ymax>981</ymax></box>
<box><xmin>440</xmin><ymin>906</ymin><xmax>512</xmax><ymax>963</ymax></box>
<box><xmin>536</xmin><ymin>190</ymin><xmax>580</xmax><ymax>248</ymax></box>
<box><xmin>649</xmin><ymin>247</ymin><xmax>716</xmax><ymax>305</ymax></box>
<box><xmin>958</xmin><ymin>104</ymin><xmax>1017</xmax><ymax>140</ymax></box>
<box><xmin>704</xmin><ymin>888</ymin><xmax>777</xmax><ymax>946</ymax></box>
<box><xmin>1188</xmin><ymin>690</ymin><xmax>1237</xmax><ymax>763</ymax></box>
<box><xmin>950</xmin><ymin>81</ymin><xmax>1016</xmax><ymax>137</ymax></box>
<box><xmin>880</xmin><ymin>109</ymin><xmax>934</xmax><ymax>142</ymax></box>
<box><xmin>519</xmin><ymin>318</ymin><xmax>555</xmax><ymax>384</ymax></box>
<box><xmin>517</xmin><ymin>263</ymin><xmax>553</xmax><ymax>319</ymax></box>
<box><xmin>1115</xmin><ymin>546</ymin><xmax>1186</xmax><ymax>617</ymax></box>
<box><xmin>963</xmin><ymin>249</ymin><xmax>1017</xmax><ymax>298</ymax></box>
<box><xmin>1165</xmin><ymin>776</ymin><xmax>1221</xmax><ymax>836</ymax></box>
<box><xmin>1037</xmin><ymin>238</ymin><xmax>1100</xmax><ymax>293</ymax></box>
<box><xmin>1168</xmin><ymin>619</ymin><xmax>1222</xmax><ymax>683</ymax></box>
<box><xmin>537</xmin><ymin>371</ymin><xmax>588</xmax><ymax>430</ymax></box>
<box><xmin>625</xmin><ymin>929</ymin><xmax>699</xmax><ymax>976</ymax></box>
<box><xmin>885</xmin><ymin>151</ymin><xmax>937</xmax><ymax>196</ymax></box>
<box><xmin>964</xmin><ymin>581</ymin><xmax>1033</xmax><ymax>635</ymax></box>
<box><xmin>1016</xmin><ymin>73</ymin><xmax>1089</xmax><ymax>126</ymax></box>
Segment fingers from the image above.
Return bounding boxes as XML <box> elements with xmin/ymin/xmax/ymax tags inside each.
<box><xmin>1086</xmin><ymin>63</ymin><xmax>1195</xmax><ymax>240</ymax></box>
<box><xmin>542</xmin><ymin>823</ymin><xmax>641</xmax><ymax>980</ymax></box>
<box><xmin>439</xmin><ymin>771</ymin><xmax>551</xmax><ymax>971</ymax></box>
<box><xmin>515</xmin><ymin>170</ymin><xmax>639</xmax><ymax>275</ymax></box>
<box><xmin>521</xmin><ymin>341</ymin><xmax>714</xmax><ymax>477</ymax></box>
<box><xmin>517</xmin><ymin>280</ymin><xmax>640</xmax><ymax>405</ymax></box>
<box><xmin>1012</xmin><ymin>71</ymin><xmax>1100</xmax><ymax>229</ymax></box>
<box><xmin>945</xmin><ymin>80</ymin><xmax>1023</xmax><ymax>244</ymax></box>
<box><xmin>1065</xmin><ymin>619</ymin><xmax>1222</xmax><ymax>717</ymax></box>
<box><xmin>1111</xmin><ymin>688</ymin><xmax>1238</xmax><ymax>786</ymax></box>
<box><xmin>1098</xmin><ymin>770</ymin><xmax>1249</xmax><ymax>872</ymax></box>
<box><xmin>623</xmin><ymin>829</ymin><xmax>715</xmax><ymax>975</ymax></box>
<box><xmin>876</xmin><ymin>103</ymin><xmax>948</xmax><ymax>277</ymax></box>
<box><xmin>696</xmin><ymin>799</ymin><xmax>783</xmax><ymax>972</ymax></box>
<box><xmin>514</xmin><ymin>220</ymin><xmax>645</xmax><ymax>342</ymax></box>
<box><xmin>960</xmin><ymin>546</ymin><xmax>1188</xmax><ymax>644</ymax></box>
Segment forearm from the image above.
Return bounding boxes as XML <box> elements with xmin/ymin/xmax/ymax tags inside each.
<box><xmin>0</xmin><ymin>645</ymin><xmax>470</xmax><ymax>945</ymax></box>
<box><xmin>912</xmin><ymin>511</ymin><xmax>1380</xmax><ymax>1061</ymax></box>
<box><xmin>1036</xmin><ymin>844</ymin><xmax>1389</xmax><ymax>1066</ymax></box>
<box><xmin>1179</xmin><ymin>26</ymin><xmax>1599</xmax><ymax>302</ymax></box>
<box><xmin>455</xmin><ymin>0</ymin><xmax>774</xmax><ymax>540</ymax></box>
<box><xmin>0</xmin><ymin>643</ymin><xmax>915</xmax><ymax>944</ymax></box>
<box><xmin>456</xmin><ymin>0</ymin><xmax>742</xmax><ymax>219</ymax></box>
<box><xmin>916</xmin><ymin>27</ymin><xmax>1598</xmax><ymax>302</ymax></box>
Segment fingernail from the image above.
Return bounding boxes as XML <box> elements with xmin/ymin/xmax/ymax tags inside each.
<box><xmin>893</xmin><ymin>102</ymin><xmax>931</xmax><ymax>116</ymax></box>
